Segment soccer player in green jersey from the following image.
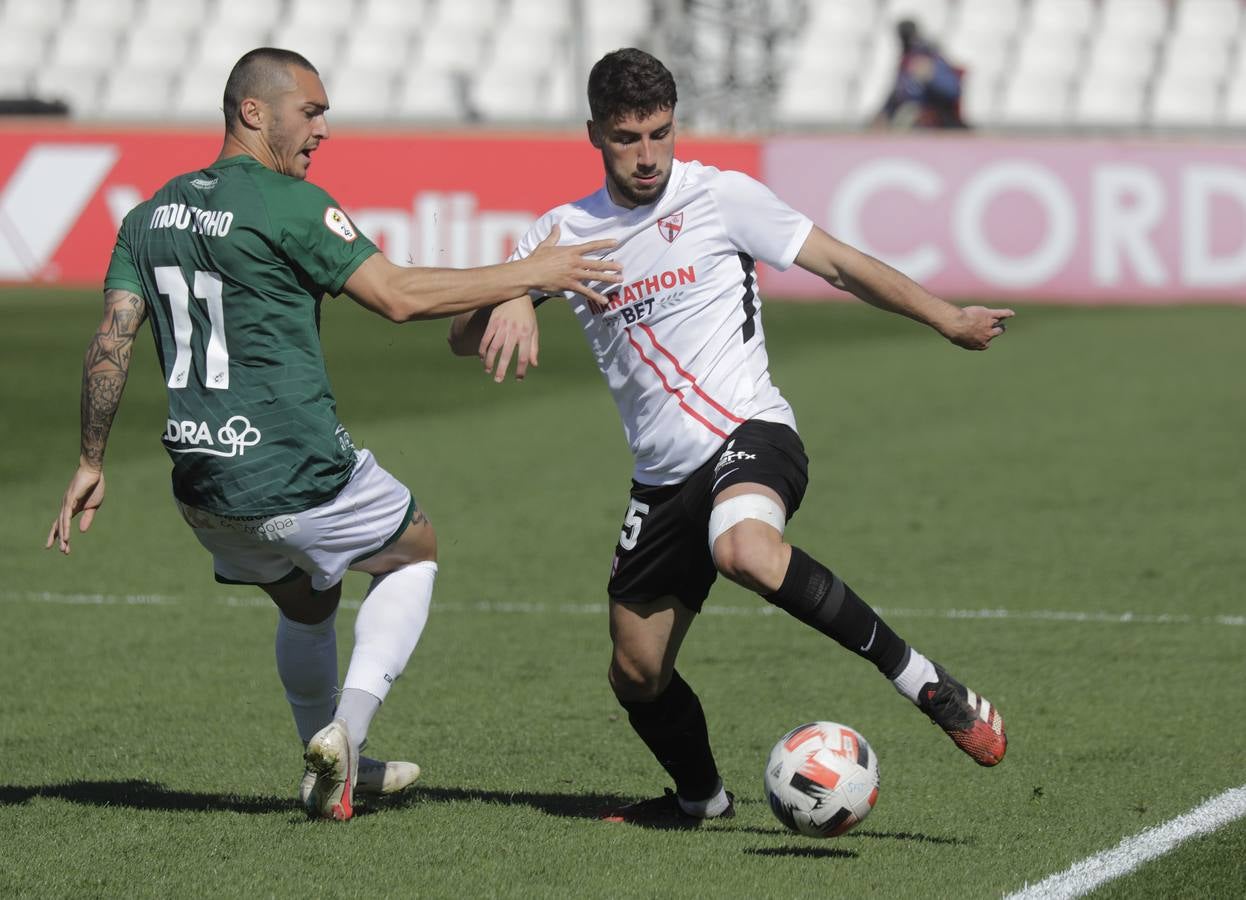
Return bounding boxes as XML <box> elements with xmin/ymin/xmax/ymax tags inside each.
<box><xmin>46</xmin><ymin>48</ymin><xmax>621</xmax><ymax>821</ymax></box>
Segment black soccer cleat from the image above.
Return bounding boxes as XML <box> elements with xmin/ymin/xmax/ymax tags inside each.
<box><xmin>599</xmin><ymin>788</ymin><xmax>736</xmax><ymax>829</ymax></box>
<box><xmin>918</xmin><ymin>663</ymin><xmax>1007</xmax><ymax>766</ymax></box>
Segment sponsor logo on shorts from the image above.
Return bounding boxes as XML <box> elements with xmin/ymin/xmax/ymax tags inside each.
<box><xmin>180</xmin><ymin>505</ymin><xmax>302</xmax><ymax>541</ymax></box>
<box><xmin>164</xmin><ymin>415</ymin><xmax>262</xmax><ymax>457</ymax></box>
<box><xmin>715</xmin><ymin>439</ymin><xmax>757</xmax><ymax>472</ymax></box>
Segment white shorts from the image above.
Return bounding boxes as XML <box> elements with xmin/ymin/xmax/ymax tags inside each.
<box><xmin>177</xmin><ymin>450</ymin><xmax>415</xmax><ymax>591</ymax></box>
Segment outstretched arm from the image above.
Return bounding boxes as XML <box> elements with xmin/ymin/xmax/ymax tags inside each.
<box><xmin>344</xmin><ymin>224</ymin><xmax>618</xmax><ymax>323</ymax></box>
<box><xmin>47</xmin><ymin>288</ymin><xmax>148</xmax><ymax>554</ymax></box>
<box><xmin>794</xmin><ymin>225</ymin><xmax>1013</xmax><ymax>350</ymax></box>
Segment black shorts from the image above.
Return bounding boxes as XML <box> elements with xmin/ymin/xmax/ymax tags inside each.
<box><xmin>606</xmin><ymin>419</ymin><xmax>809</xmax><ymax>612</ymax></box>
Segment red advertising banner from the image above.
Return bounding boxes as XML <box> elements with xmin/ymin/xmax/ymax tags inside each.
<box><xmin>0</xmin><ymin>125</ymin><xmax>759</xmax><ymax>286</ymax></box>
<box><xmin>763</xmin><ymin>135</ymin><xmax>1246</xmax><ymax>303</ymax></box>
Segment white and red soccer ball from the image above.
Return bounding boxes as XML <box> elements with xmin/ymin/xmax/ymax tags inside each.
<box><xmin>764</xmin><ymin>721</ymin><xmax>880</xmax><ymax>838</ymax></box>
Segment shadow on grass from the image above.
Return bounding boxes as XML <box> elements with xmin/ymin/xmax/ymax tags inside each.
<box><xmin>745</xmin><ymin>845</ymin><xmax>859</xmax><ymax>859</ymax></box>
<box><xmin>735</xmin><ymin>825</ymin><xmax>970</xmax><ymax>846</ymax></box>
<box><xmin>388</xmin><ymin>784</ymin><xmax>633</xmax><ymax>820</ymax></box>
<box><xmin>0</xmin><ymin>780</ymin><xmax>291</xmax><ymax>815</ymax></box>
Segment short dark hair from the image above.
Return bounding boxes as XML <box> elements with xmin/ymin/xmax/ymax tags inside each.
<box><xmin>222</xmin><ymin>47</ymin><xmax>318</xmax><ymax>126</ymax></box>
<box><xmin>587</xmin><ymin>48</ymin><xmax>677</xmax><ymax>124</ymax></box>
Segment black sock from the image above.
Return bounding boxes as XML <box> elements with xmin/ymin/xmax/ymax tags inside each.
<box><xmin>618</xmin><ymin>670</ymin><xmax>720</xmax><ymax>801</ymax></box>
<box><xmin>764</xmin><ymin>546</ymin><xmax>909</xmax><ymax>678</ymax></box>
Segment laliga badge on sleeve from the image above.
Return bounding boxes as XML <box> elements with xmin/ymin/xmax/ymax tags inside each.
<box><xmin>324</xmin><ymin>206</ymin><xmax>357</xmax><ymax>242</ymax></box>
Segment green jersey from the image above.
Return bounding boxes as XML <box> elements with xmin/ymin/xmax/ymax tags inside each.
<box><xmin>104</xmin><ymin>155</ymin><xmax>378</xmax><ymax>516</ymax></box>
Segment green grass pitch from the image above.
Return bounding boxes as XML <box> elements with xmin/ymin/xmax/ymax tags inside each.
<box><xmin>2</xmin><ymin>288</ymin><xmax>1243</xmax><ymax>898</ymax></box>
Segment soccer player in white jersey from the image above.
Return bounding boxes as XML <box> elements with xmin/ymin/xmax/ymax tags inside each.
<box><xmin>449</xmin><ymin>48</ymin><xmax>1013</xmax><ymax>827</ymax></box>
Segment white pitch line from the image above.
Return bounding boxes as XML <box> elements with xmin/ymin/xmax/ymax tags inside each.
<box><xmin>1005</xmin><ymin>786</ymin><xmax>1246</xmax><ymax>900</ymax></box>
<box><xmin>0</xmin><ymin>591</ymin><xmax>1242</xmax><ymax>627</ymax></box>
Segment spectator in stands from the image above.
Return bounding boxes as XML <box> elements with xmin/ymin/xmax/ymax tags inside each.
<box><xmin>875</xmin><ymin>19</ymin><xmax>967</xmax><ymax>129</ymax></box>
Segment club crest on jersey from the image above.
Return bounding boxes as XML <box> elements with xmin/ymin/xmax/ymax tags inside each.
<box><xmin>656</xmin><ymin>213</ymin><xmax>683</xmax><ymax>243</ymax></box>
<box><xmin>324</xmin><ymin>206</ymin><xmax>357</xmax><ymax>242</ymax></box>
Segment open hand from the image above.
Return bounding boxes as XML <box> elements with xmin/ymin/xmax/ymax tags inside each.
<box><xmin>525</xmin><ymin>224</ymin><xmax>621</xmax><ymax>307</ymax></box>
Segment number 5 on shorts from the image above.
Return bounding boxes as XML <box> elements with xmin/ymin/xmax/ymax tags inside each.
<box><xmin>619</xmin><ymin>499</ymin><xmax>650</xmax><ymax>551</ymax></box>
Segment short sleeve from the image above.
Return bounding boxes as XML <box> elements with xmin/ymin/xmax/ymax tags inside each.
<box><xmin>103</xmin><ymin>210</ymin><xmax>144</xmax><ymax>295</ymax></box>
<box><xmin>272</xmin><ymin>181</ymin><xmax>378</xmax><ymax>295</ymax></box>
<box><xmin>709</xmin><ymin>171</ymin><xmax>813</xmax><ymax>271</ymax></box>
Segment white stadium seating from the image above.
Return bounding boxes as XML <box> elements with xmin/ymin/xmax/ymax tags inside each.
<box><xmin>0</xmin><ymin>0</ymin><xmax>1242</xmax><ymax>132</ymax></box>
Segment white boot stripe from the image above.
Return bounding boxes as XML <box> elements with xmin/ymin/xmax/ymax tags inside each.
<box><xmin>966</xmin><ymin>688</ymin><xmax>978</xmax><ymax>707</ymax></box>
<box><xmin>979</xmin><ymin>700</ymin><xmax>992</xmax><ymax>723</ymax></box>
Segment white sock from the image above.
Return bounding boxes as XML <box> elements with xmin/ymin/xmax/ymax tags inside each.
<box><xmin>334</xmin><ymin>688</ymin><xmax>382</xmax><ymax>756</ymax></box>
<box><xmin>892</xmin><ymin>648</ymin><xmax>938</xmax><ymax>704</ymax></box>
<box><xmin>275</xmin><ymin>609</ymin><xmax>339</xmax><ymax>745</ymax></box>
<box><xmin>342</xmin><ymin>561</ymin><xmax>436</xmax><ymax>707</ymax></box>
<box><xmin>678</xmin><ymin>781</ymin><xmax>731</xmax><ymax>818</ymax></box>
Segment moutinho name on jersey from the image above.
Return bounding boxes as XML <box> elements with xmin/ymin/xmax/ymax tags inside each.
<box><xmin>149</xmin><ymin>203</ymin><xmax>234</xmax><ymax>237</ymax></box>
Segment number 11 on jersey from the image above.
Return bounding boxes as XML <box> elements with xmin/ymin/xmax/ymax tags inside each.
<box><xmin>155</xmin><ymin>266</ymin><xmax>229</xmax><ymax>391</ymax></box>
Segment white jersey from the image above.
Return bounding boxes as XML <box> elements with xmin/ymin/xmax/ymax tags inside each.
<box><xmin>514</xmin><ymin>159</ymin><xmax>813</xmax><ymax>485</ymax></box>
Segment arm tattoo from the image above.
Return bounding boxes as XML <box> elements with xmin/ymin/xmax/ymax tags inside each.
<box><xmin>80</xmin><ymin>289</ymin><xmax>147</xmax><ymax>467</ymax></box>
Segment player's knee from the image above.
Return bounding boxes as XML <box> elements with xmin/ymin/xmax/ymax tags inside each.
<box><xmin>709</xmin><ymin>494</ymin><xmax>788</xmax><ymax>591</ymax></box>
<box><xmin>608</xmin><ymin>654</ymin><xmax>666</xmax><ymax>702</ymax></box>
<box><xmin>712</xmin><ymin>528</ymin><xmax>788</xmax><ymax>592</ymax></box>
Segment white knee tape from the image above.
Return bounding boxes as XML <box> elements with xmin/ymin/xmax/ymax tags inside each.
<box><xmin>707</xmin><ymin>494</ymin><xmax>786</xmax><ymax>552</ymax></box>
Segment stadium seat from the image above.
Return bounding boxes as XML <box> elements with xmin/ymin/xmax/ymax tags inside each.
<box><xmin>121</xmin><ymin>26</ymin><xmax>198</xmax><ymax>75</ymax></box>
<box><xmin>425</xmin><ymin>0</ymin><xmax>504</xmax><ymax>31</ymax></box>
<box><xmin>0</xmin><ymin>67</ymin><xmax>34</xmax><ymax>98</ymax></box>
<box><xmin>1027</xmin><ymin>0</ymin><xmax>1098</xmax><ymax>39</ymax></box>
<box><xmin>0</xmin><ymin>0</ymin><xmax>69</xmax><ymax>35</ymax></box>
<box><xmin>269</xmin><ymin>23</ymin><xmax>343</xmax><ymax>66</ymax></box>
<box><xmin>0</xmin><ymin>27</ymin><xmax>51</xmax><ymax>74</ymax></box>
<box><xmin>33</xmin><ymin>67</ymin><xmax>105</xmax><ymax>117</ymax></box>
<box><xmin>775</xmin><ymin>78</ymin><xmax>855</xmax><ymax>125</ymax></box>
<box><xmin>325</xmin><ymin>67</ymin><xmax>399</xmax><ymax>121</ymax></box>
<box><xmin>960</xmin><ymin>69</ymin><xmax>1001</xmax><ymax>124</ymax></box>
<box><xmin>286</xmin><ymin>0</ymin><xmax>362</xmax><ymax>32</ymax></box>
<box><xmin>67</xmin><ymin>0</ymin><xmax>142</xmax><ymax>31</ymax></box>
<box><xmin>1073</xmin><ymin>72</ymin><xmax>1147</xmax><ymax>127</ymax></box>
<box><xmin>140</xmin><ymin>0</ymin><xmax>212</xmax><ymax>30</ymax></box>
<box><xmin>805</xmin><ymin>0</ymin><xmax>878</xmax><ymax>41</ymax></box>
<box><xmin>1149</xmin><ymin>76</ymin><xmax>1221</xmax><ymax>127</ymax></box>
<box><xmin>506</xmin><ymin>0</ymin><xmax>574</xmax><ymax>31</ymax></box>
<box><xmin>952</xmin><ymin>0</ymin><xmax>1024</xmax><ymax>37</ymax></box>
<box><xmin>414</xmin><ymin>23</ymin><xmax>491</xmax><ymax>74</ymax></box>
<box><xmin>998</xmin><ymin>75</ymin><xmax>1073</xmax><ymax>125</ymax></box>
<box><xmin>1099</xmin><ymin>0</ymin><xmax>1170</xmax><ymax>41</ymax></box>
<box><xmin>48</xmin><ymin>26</ymin><xmax>119</xmax><ymax>73</ymax></box>
<box><xmin>1172</xmin><ymin>0</ymin><xmax>1243</xmax><ymax>38</ymax></box>
<box><xmin>215</xmin><ymin>0</ymin><xmax>284</xmax><ymax>30</ymax></box>
<box><xmin>470</xmin><ymin>68</ymin><xmax>551</xmax><ymax>122</ymax></box>
<box><xmin>1223</xmin><ymin>75</ymin><xmax>1246</xmax><ymax>124</ymax></box>
<box><xmin>786</xmin><ymin>34</ymin><xmax>867</xmax><ymax>83</ymax></box>
<box><xmin>100</xmin><ymin>68</ymin><xmax>177</xmax><ymax>120</ymax></box>
<box><xmin>1014</xmin><ymin>30</ymin><xmax>1086</xmax><ymax>82</ymax></box>
<box><xmin>191</xmin><ymin>23</ymin><xmax>272</xmax><ymax>71</ymax></box>
<box><xmin>1160</xmin><ymin>34</ymin><xmax>1234</xmax><ymax>86</ymax></box>
<box><xmin>1082</xmin><ymin>32</ymin><xmax>1159</xmax><ymax>83</ymax></box>
<box><xmin>851</xmin><ymin>33</ymin><xmax>902</xmax><ymax>120</ymax></box>
<box><xmin>340</xmin><ymin>29</ymin><xmax>416</xmax><ymax>72</ymax></box>
<box><xmin>394</xmin><ymin>69</ymin><xmax>468</xmax><ymax>120</ymax></box>
<box><xmin>170</xmin><ymin>65</ymin><xmax>227</xmax><ymax>120</ymax></box>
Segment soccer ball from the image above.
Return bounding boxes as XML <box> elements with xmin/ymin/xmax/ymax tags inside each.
<box><xmin>763</xmin><ymin>721</ymin><xmax>880</xmax><ymax>838</ymax></box>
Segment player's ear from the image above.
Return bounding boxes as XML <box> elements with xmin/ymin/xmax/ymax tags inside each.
<box><xmin>587</xmin><ymin>120</ymin><xmax>602</xmax><ymax>149</ymax></box>
<box><xmin>239</xmin><ymin>97</ymin><xmax>265</xmax><ymax>130</ymax></box>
